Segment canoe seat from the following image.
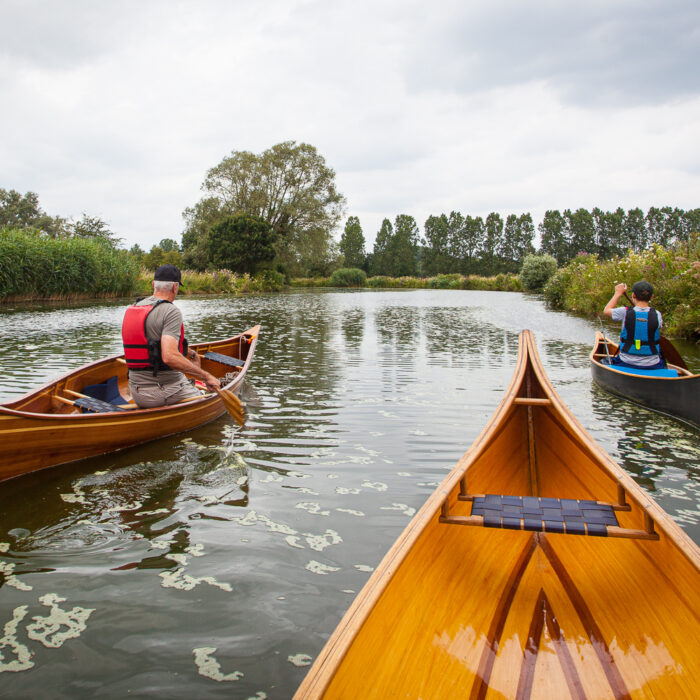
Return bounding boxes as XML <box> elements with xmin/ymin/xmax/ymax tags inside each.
<box><xmin>73</xmin><ymin>396</ymin><xmax>129</xmax><ymax>414</ymax></box>
<box><xmin>202</xmin><ymin>351</ymin><xmax>245</xmax><ymax>368</ymax></box>
<box><xmin>606</xmin><ymin>365</ymin><xmax>679</xmax><ymax>378</ymax></box>
<box><xmin>472</xmin><ymin>494</ymin><xmax>617</xmax><ymax>536</ymax></box>
<box><xmin>440</xmin><ymin>492</ymin><xmax>659</xmax><ymax>540</ymax></box>
<box><xmin>81</xmin><ymin>376</ymin><xmax>130</xmax><ymax>406</ymax></box>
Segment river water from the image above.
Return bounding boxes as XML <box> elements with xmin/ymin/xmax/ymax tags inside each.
<box><xmin>0</xmin><ymin>289</ymin><xmax>698</xmax><ymax>699</ymax></box>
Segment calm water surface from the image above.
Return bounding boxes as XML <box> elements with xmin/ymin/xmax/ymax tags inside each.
<box><xmin>1</xmin><ymin>290</ymin><xmax>698</xmax><ymax>699</ymax></box>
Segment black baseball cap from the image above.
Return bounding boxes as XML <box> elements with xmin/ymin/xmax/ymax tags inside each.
<box><xmin>154</xmin><ymin>264</ymin><xmax>183</xmax><ymax>287</ymax></box>
<box><xmin>632</xmin><ymin>280</ymin><xmax>653</xmax><ymax>299</ymax></box>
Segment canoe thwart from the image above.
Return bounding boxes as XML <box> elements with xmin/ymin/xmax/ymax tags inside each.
<box><xmin>513</xmin><ymin>397</ymin><xmax>551</xmax><ymax>406</ymax></box>
<box><xmin>440</xmin><ymin>493</ymin><xmax>658</xmax><ymax>539</ymax></box>
<box><xmin>439</xmin><ymin>513</ymin><xmax>659</xmax><ymax>540</ymax></box>
<box><xmin>202</xmin><ymin>351</ymin><xmax>245</xmax><ymax>368</ymax></box>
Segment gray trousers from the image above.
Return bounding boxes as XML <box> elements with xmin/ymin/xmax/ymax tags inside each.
<box><xmin>129</xmin><ymin>377</ymin><xmax>202</xmax><ymax>408</ymax></box>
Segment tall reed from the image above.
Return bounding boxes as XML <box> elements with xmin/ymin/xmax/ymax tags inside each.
<box><xmin>0</xmin><ymin>228</ymin><xmax>138</xmax><ymax>300</ymax></box>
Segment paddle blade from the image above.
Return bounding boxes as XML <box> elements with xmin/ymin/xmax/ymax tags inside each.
<box><xmin>215</xmin><ymin>387</ymin><xmax>245</xmax><ymax>426</ymax></box>
<box><xmin>659</xmin><ymin>336</ymin><xmax>688</xmax><ymax>371</ymax></box>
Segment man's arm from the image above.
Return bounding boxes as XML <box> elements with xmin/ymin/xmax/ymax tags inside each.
<box><xmin>603</xmin><ymin>283</ymin><xmax>627</xmax><ymax>318</ymax></box>
<box><xmin>160</xmin><ymin>335</ymin><xmax>221</xmax><ymax>392</ymax></box>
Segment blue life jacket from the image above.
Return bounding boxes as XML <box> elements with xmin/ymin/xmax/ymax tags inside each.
<box><xmin>619</xmin><ymin>307</ymin><xmax>659</xmax><ymax>356</ymax></box>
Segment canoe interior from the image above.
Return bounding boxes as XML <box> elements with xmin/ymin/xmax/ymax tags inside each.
<box><xmin>297</xmin><ymin>331</ymin><xmax>700</xmax><ymax>699</ymax></box>
<box><xmin>0</xmin><ymin>326</ymin><xmax>260</xmax><ymax>482</ymax></box>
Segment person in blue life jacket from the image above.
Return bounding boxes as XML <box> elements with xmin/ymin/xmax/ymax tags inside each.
<box><xmin>121</xmin><ymin>264</ymin><xmax>221</xmax><ymax>407</ymax></box>
<box><xmin>602</xmin><ymin>280</ymin><xmax>665</xmax><ymax>369</ymax></box>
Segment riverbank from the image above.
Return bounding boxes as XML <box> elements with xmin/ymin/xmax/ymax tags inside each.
<box><xmin>291</xmin><ymin>272</ymin><xmax>522</xmax><ymax>291</ymax></box>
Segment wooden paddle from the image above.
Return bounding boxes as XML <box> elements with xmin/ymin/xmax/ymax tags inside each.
<box><xmin>622</xmin><ymin>292</ymin><xmax>688</xmax><ymax>370</ymax></box>
<box><xmin>214</xmin><ymin>386</ymin><xmax>245</xmax><ymax>426</ymax></box>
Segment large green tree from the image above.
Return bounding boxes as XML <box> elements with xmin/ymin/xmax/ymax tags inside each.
<box><xmin>339</xmin><ymin>216</ymin><xmax>366</xmax><ymax>269</ymax></box>
<box><xmin>206</xmin><ymin>214</ymin><xmax>276</xmax><ymax>274</ymax></box>
<box><xmin>183</xmin><ymin>141</ymin><xmax>346</xmax><ymax>275</ymax></box>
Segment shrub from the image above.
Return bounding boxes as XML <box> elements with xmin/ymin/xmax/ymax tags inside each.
<box><xmin>367</xmin><ymin>276</ymin><xmax>392</xmax><ymax>288</ymax></box>
<box><xmin>520</xmin><ymin>254</ymin><xmax>558</xmax><ymax>291</ymax></box>
<box><xmin>429</xmin><ymin>273</ymin><xmax>462</xmax><ymax>289</ymax></box>
<box><xmin>329</xmin><ymin>267</ymin><xmax>367</xmax><ymax>287</ymax></box>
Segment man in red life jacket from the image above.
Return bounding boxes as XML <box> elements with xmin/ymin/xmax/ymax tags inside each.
<box><xmin>122</xmin><ymin>264</ymin><xmax>220</xmax><ymax>407</ymax></box>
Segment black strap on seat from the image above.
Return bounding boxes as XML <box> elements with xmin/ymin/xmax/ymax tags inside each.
<box><xmin>470</xmin><ymin>494</ymin><xmax>618</xmax><ymax>536</ymax></box>
<box><xmin>203</xmin><ymin>351</ymin><xmax>245</xmax><ymax>368</ymax></box>
<box><xmin>74</xmin><ymin>397</ymin><xmax>128</xmax><ymax>414</ymax></box>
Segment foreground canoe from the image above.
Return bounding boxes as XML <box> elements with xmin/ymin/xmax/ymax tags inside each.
<box><xmin>296</xmin><ymin>330</ymin><xmax>700</xmax><ymax>699</ymax></box>
<box><xmin>0</xmin><ymin>325</ymin><xmax>260</xmax><ymax>482</ymax></box>
<box><xmin>590</xmin><ymin>331</ymin><xmax>699</xmax><ymax>428</ymax></box>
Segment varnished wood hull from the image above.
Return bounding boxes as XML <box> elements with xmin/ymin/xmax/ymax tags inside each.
<box><xmin>590</xmin><ymin>332</ymin><xmax>699</xmax><ymax>428</ymax></box>
<box><xmin>295</xmin><ymin>330</ymin><xmax>700</xmax><ymax>699</ymax></box>
<box><xmin>0</xmin><ymin>326</ymin><xmax>260</xmax><ymax>482</ymax></box>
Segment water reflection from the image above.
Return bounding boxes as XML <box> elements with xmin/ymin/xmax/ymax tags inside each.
<box><xmin>0</xmin><ymin>289</ymin><xmax>698</xmax><ymax>699</ymax></box>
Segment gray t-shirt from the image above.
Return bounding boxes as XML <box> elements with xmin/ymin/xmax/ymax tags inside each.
<box><xmin>611</xmin><ymin>305</ymin><xmax>663</xmax><ymax>367</ymax></box>
<box><xmin>128</xmin><ymin>296</ymin><xmax>186</xmax><ymax>386</ymax></box>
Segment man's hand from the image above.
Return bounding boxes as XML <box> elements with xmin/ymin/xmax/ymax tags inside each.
<box><xmin>603</xmin><ymin>283</ymin><xmax>628</xmax><ymax>317</ymax></box>
<box><xmin>201</xmin><ymin>373</ymin><xmax>221</xmax><ymax>393</ymax></box>
<box><xmin>161</xmin><ymin>336</ymin><xmax>221</xmax><ymax>391</ymax></box>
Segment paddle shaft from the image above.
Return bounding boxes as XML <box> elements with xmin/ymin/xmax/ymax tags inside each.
<box><xmin>622</xmin><ymin>292</ymin><xmax>688</xmax><ymax>370</ymax></box>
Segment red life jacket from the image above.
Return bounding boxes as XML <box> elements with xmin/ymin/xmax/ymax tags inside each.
<box><xmin>122</xmin><ymin>300</ymin><xmax>186</xmax><ymax>375</ymax></box>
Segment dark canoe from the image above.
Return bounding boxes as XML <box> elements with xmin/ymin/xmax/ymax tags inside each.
<box><xmin>590</xmin><ymin>332</ymin><xmax>699</xmax><ymax>428</ymax></box>
<box><xmin>0</xmin><ymin>325</ymin><xmax>260</xmax><ymax>482</ymax></box>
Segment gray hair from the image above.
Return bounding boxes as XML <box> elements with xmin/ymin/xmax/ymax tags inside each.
<box><xmin>153</xmin><ymin>280</ymin><xmax>177</xmax><ymax>292</ymax></box>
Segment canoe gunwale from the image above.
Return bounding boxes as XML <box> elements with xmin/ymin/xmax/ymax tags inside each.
<box><xmin>294</xmin><ymin>329</ymin><xmax>700</xmax><ymax>699</ymax></box>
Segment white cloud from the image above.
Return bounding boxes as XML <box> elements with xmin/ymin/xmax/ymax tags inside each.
<box><xmin>1</xmin><ymin>0</ymin><xmax>698</xmax><ymax>250</ymax></box>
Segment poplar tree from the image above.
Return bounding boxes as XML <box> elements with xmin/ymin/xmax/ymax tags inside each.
<box><xmin>339</xmin><ymin>216</ymin><xmax>366</xmax><ymax>269</ymax></box>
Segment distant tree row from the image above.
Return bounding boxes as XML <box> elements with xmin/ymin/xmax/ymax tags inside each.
<box><xmin>339</xmin><ymin>206</ymin><xmax>700</xmax><ymax>277</ymax></box>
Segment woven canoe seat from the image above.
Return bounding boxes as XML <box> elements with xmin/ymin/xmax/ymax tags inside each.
<box><xmin>203</xmin><ymin>351</ymin><xmax>245</xmax><ymax>368</ymax></box>
<box><xmin>471</xmin><ymin>494</ymin><xmax>618</xmax><ymax>536</ymax></box>
<box><xmin>81</xmin><ymin>376</ymin><xmax>130</xmax><ymax>406</ymax></box>
<box><xmin>74</xmin><ymin>397</ymin><xmax>128</xmax><ymax>414</ymax></box>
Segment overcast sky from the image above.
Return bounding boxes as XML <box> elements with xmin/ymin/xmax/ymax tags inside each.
<box><xmin>1</xmin><ymin>0</ymin><xmax>699</xmax><ymax>250</ymax></box>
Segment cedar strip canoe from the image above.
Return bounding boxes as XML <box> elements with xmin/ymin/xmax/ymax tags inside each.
<box><xmin>0</xmin><ymin>325</ymin><xmax>260</xmax><ymax>482</ymax></box>
<box><xmin>590</xmin><ymin>331</ymin><xmax>699</xmax><ymax>428</ymax></box>
<box><xmin>295</xmin><ymin>330</ymin><xmax>700</xmax><ymax>699</ymax></box>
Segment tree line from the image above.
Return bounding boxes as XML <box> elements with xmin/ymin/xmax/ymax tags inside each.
<box><xmin>340</xmin><ymin>207</ymin><xmax>700</xmax><ymax>278</ymax></box>
<box><xmin>4</xmin><ymin>139</ymin><xmax>699</xmax><ymax>282</ymax></box>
